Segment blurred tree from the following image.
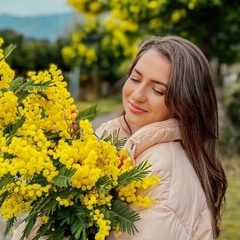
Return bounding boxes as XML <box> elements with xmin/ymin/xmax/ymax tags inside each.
<box><xmin>0</xmin><ymin>30</ymin><xmax>26</xmax><ymax>74</ymax></box>
<box><xmin>223</xmin><ymin>74</ymin><xmax>240</xmax><ymax>154</ymax></box>
<box><xmin>0</xmin><ymin>30</ymin><xmax>71</xmax><ymax>75</ymax></box>
<box><xmin>63</xmin><ymin>2</ymin><xmax>141</xmax><ymax>98</ymax></box>
<box><xmin>66</xmin><ymin>0</ymin><xmax>240</xmax><ymax>93</ymax></box>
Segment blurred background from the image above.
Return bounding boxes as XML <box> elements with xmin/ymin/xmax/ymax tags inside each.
<box><xmin>0</xmin><ymin>0</ymin><xmax>239</xmax><ymax>239</ymax></box>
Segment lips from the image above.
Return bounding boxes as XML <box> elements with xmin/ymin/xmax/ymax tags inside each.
<box><xmin>128</xmin><ymin>102</ymin><xmax>148</xmax><ymax>114</ymax></box>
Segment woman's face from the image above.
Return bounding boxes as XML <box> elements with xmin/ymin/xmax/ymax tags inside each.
<box><xmin>122</xmin><ymin>49</ymin><xmax>174</xmax><ymax>133</ymax></box>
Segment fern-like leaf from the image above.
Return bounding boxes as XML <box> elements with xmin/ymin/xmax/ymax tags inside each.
<box><xmin>15</xmin><ymin>79</ymin><xmax>53</xmax><ymax>102</ymax></box>
<box><xmin>57</xmin><ymin>207</ymin><xmax>73</xmax><ymax>226</ymax></box>
<box><xmin>20</xmin><ymin>216</ymin><xmax>37</xmax><ymax>240</ymax></box>
<box><xmin>96</xmin><ymin>175</ymin><xmax>113</xmax><ymax>195</ymax></box>
<box><xmin>106</xmin><ymin>129</ymin><xmax>127</xmax><ymax>151</ymax></box>
<box><xmin>100</xmin><ymin>129</ymin><xmax>127</xmax><ymax>151</ymax></box>
<box><xmin>110</xmin><ymin>200</ymin><xmax>140</xmax><ymax>235</ymax></box>
<box><xmin>25</xmin><ymin>195</ymin><xmax>54</xmax><ymax>218</ymax></box>
<box><xmin>46</xmin><ymin>228</ymin><xmax>66</xmax><ymax>240</ymax></box>
<box><xmin>3</xmin><ymin>44</ymin><xmax>16</xmax><ymax>60</ymax></box>
<box><xmin>0</xmin><ymin>173</ymin><xmax>14</xmax><ymax>189</ymax></box>
<box><xmin>71</xmin><ymin>216</ymin><xmax>88</xmax><ymax>240</ymax></box>
<box><xmin>0</xmin><ymin>190</ymin><xmax>9</xmax><ymax>207</ymax></box>
<box><xmin>4</xmin><ymin>217</ymin><xmax>16</xmax><ymax>237</ymax></box>
<box><xmin>38</xmin><ymin>198</ymin><xmax>59</xmax><ymax>216</ymax></box>
<box><xmin>77</xmin><ymin>105</ymin><xmax>97</xmax><ymax>121</ymax></box>
<box><xmin>32</xmin><ymin>218</ymin><xmax>57</xmax><ymax>240</ymax></box>
<box><xmin>25</xmin><ymin>83</ymin><xmax>52</xmax><ymax>92</ymax></box>
<box><xmin>29</xmin><ymin>174</ymin><xmax>49</xmax><ymax>186</ymax></box>
<box><xmin>53</xmin><ymin>167</ymin><xmax>77</xmax><ymax>188</ymax></box>
<box><xmin>118</xmin><ymin>161</ymin><xmax>151</xmax><ymax>186</ymax></box>
<box><xmin>9</xmin><ymin>77</ymin><xmax>25</xmax><ymax>92</ymax></box>
<box><xmin>5</xmin><ymin>116</ymin><xmax>26</xmax><ymax>145</ymax></box>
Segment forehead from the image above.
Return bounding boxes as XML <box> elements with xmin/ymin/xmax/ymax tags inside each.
<box><xmin>136</xmin><ymin>49</ymin><xmax>171</xmax><ymax>70</ymax></box>
<box><xmin>133</xmin><ymin>49</ymin><xmax>172</xmax><ymax>84</ymax></box>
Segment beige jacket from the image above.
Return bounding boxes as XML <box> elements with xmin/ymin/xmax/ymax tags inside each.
<box><xmin>96</xmin><ymin>116</ymin><xmax>213</xmax><ymax>240</ymax></box>
<box><xmin>12</xmin><ymin>117</ymin><xmax>213</xmax><ymax>240</ymax></box>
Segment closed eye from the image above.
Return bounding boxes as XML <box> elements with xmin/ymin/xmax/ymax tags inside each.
<box><xmin>130</xmin><ymin>77</ymin><xmax>140</xmax><ymax>83</ymax></box>
<box><xmin>153</xmin><ymin>88</ymin><xmax>165</xmax><ymax>95</ymax></box>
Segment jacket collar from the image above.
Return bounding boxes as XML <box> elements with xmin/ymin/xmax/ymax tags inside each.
<box><xmin>119</xmin><ymin>116</ymin><xmax>181</xmax><ymax>159</ymax></box>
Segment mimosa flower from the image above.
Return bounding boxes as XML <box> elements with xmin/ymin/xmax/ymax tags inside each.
<box><xmin>0</xmin><ymin>38</ymin><xmax>160</xmax><ymax>240</ymax></box>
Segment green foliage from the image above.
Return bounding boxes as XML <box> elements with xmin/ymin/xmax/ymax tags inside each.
<box><xmin>4</xmin><ymin>116</ymin><xmax>26</xmax><ymax>145</ymax></box>
<box><xmin>102</xmin><ymin>129</ymin><xmax>127</xmax><ymax>151</ymax></box>
<box><xmin>4</xmin><ymin>217</ymin><xmax>16</xmax><ymax>237</ymax></box>
<box><xmin>11</xmin><ymin>78</ymin><xmax>53</xmax><ymax>102</ymax></box>
<box><xmin>218</xmin><ymin>158</ymin><xmax>240</xmax><ymax>240</ymax></box>
<box><xmin>110</xmin><ymin>200</ymin><xmax>140</xmax><ymax>235</ymax></box>
<box><xmin>118</xmin><ymin>161</ymin><xmax>151</xmax><ymax>186</ymax></box>
<box><xmin>0</xmin><ymin>29</ymin><xmax>71</xmax><ymax>75</ymax></box>
<box><xmin>65</xmin><ymin>0</ymin><xmax>240</xmax><ymax>100</ymax></box>
<box><xmin>223</xmin><ymin>74</ymin><xmax>240</xmax><ymax>155</ymax></box>
<box><xmin>2</xmin><ymin>44</ymin><xmax>16</xmax><ymax>60</ymax></box>
<box><xmin>53</xmin><ymin>167</ymin><xmax>77</xmax><ymax>188</ymax></box>
<box><xmin>96</xmin><ymin>176</ymin><xmax>112</xmax><ymax>195</ymax></box>
<box><xmin>76</xmin><ymin>104</ymin><xmax>98</xmax><ymax>121</ymax></box>
<box><xmin>12</xmin><ymin>158</ymin><xmax>152</xmax><ymax>239</ymax></box>
<box><xmin>75</xmin><ymin>94</ymin><xmax>122</xmax><ymax>115</ymax></box>
<box><xmin>0</xmin><ymin>173</ymin><xmax>13</xmax><ymax>192</ymax></box>
<box><xmin>67</xmin><ymin>0</ymin><xmax>240</xmax><ymax>63</ymax></box>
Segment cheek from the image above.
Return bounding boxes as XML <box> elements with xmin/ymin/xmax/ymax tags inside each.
<box><xmin>151</xmin><ymin>98</ymin><xmax>173</xmax><ymax>119</ymax></box>
<box><xmin>122</xmin><ymin>81</ymin><xmax>131</xmax><ymax>100</ymax></box>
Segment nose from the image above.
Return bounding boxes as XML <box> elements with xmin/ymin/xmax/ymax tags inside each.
<box><xmin>131</xmin><ymin>85</ymin><xmax>146</xmax><ymax>103</ymax></box>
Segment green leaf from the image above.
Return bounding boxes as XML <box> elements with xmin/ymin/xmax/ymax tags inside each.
<box><xmin>96</xmin><ymin>175</ymin><xmax>113</xmax><ymax>195</ymax></box>
<box><xmin>9</xmin><ymin>77</ymin><xmax>25</xmax><ymax>92</ymax></box>
<box><xmin>75</xmin><ymin>204</ymin><xmax>90</xmax><ymax>221</ymax></box>
<box><xmin>32</xmin><ymin>218</ymin><xmax>57</xmax><ymax>240</ymax></box>
<box><xmin>57</xmin><ymin>207</ymin><xmax>73</xmax><ymax>226</ymax></box>
<box><xmin>24</xmin><ymin>81</ymin><xmax>52</xmax><ymax>92</ymax></box>
<box><xmin>4</xmin><ymin>217</ymin><xmax>16</xmax><ymax>237</ymax></box>
<box><xmin>98</xmin><ymin>129</ymin><xmax>108</xmax><ymax>140</ymax></box>
<box><xmin>5</xmin><ymin>116</ymin><xmax>26</xmax><ymax>145</ymax></box>
<box><xmin>38</xmin><ymin>199</ymin><xmax>59</xmax><ymax>216</ymax></box>
<box><xmin>3</xmin><ymin>44</ymin><xmax>16</xmax><ymax>59</ymax></box>
<box><xmin>110</xmin><ymin>199</ymin><xmax>140</xmax><ymax>235</ymax></box>
<box><xmin>20</xmin><ymin>216</ymin><xmax>37</xmax><ymax>240</ymax></box>
<box><xmin>77</xmin><ymin>105</ymin><xmax>98</xmax><ymax>121</ymax></box>
<box><xmin>14</xmin><ymin>79</ymin><xmax>53</xmax><ymax>102</ymax></box>
<box><xmin>71</xmin><ymin>216</ymin><xmax>88</xmax><ymax>240</ymax></box>
<box><xmin>29</xmin><ymin>174</ymin><xmax>49</xmax><ymax>187</ymax></box>
<box><xmin>0</xmin><ymin>190</ymin><xmax>9</xmax><ymax>207</ymax></box>
<box><xmin>53</xmin><ymin>167</ymin><xmax>77</xmax><ymax>188</ymax></box>
<box><xmin>103</xmin><ymin>129</ymin><xmax>127</xmax><ymax>151</ymax></box>
<box><xmin>37</xmin><ymin>91</ymin><xmax>49</xmax><ymax>101</ymax></box>
<box><xmin>118</xmin><ymin>161</ymin><xmax>151</xmax><ymax>186</ymax></box>
<box><xmin>26</xmin><ymin>194</ymin><xmax>56</xmax><ymax>218</ymax></box>
<box><xmin>0</xmin><ymin>173</ymin><xmax>14</xmax><ymax>189</ymax></box>
<box><xmin>44</xmin><ymin>131</ymin><xmax>61</xmax><ymax>141</ymax></box>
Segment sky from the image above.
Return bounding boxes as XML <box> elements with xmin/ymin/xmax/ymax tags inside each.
<box><xmin>0</xmin><ymin>0</ymin><xmax>73</xmax><ymax>16</ymax></box>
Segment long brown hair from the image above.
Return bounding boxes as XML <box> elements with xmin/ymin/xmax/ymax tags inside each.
<box><xmin>127</xmin><ymin>35</ymin><xmax>227</xmax><ymax>238</ymax></box>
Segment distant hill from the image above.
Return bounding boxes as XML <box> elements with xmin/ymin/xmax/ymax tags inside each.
<box><xmin>0</xmin><ymin>13</ymin><xmax>80</xmax><ymax>42</ymax></box>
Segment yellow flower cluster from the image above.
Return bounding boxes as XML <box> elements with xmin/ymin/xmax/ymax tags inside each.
<box><xmin>0</xmin><ymin>38</ymin><xmax>159</xmax><ymax>240</ymax></box>
<box><xmin>67</xmin><ymin>0</ymin><xmax>105</xmax><ymax>15</ymax></box>
<box><xmin>0</xmin><ymin>39</ymin><xmax>77</xmax><ymax>219</ymax></box>
<box><xmin>90</xmin><ymin>209</ymin><xmax>111</xmax><ymax>240</ymax></box>
<box><xmin>0</xmin><ymin>180</ymin><xmax>51</xmax><ymax>218</ymax></box>
<box><xmin>62</xmin><ymin>29</ymin><xmax>98</xmax><ymax>66</ymax></box>
<box><xmin>118</xmin><ymin>176</ymin><xmax>160</xmax><ymax>207</ymax></box>
<box><xmin>56</xmin><ymin>196</ymin><xmax>74</xmax><ymax>207</ymax></box>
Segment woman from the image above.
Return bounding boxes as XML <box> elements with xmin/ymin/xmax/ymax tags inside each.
<box><xmin>12</xmin><ymin>35</ymin><xmax>227</xmax><ymax>240</ymax></box>
<box><xmin>95</xmin><ymin>35</ymin><xmax>227</xmax><ymax>239</ymax></box>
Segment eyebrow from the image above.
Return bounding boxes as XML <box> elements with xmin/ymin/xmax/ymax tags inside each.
<box><xmin>133</xmin><ymin>68</ymin><xmax>168</xmax><ymax>88</ymax></box>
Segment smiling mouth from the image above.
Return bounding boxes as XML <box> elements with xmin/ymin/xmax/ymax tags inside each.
<box><xmin>128</xmin><ymin>102</ymin><xmax>148</xmax><ymax>113</ymax></box>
